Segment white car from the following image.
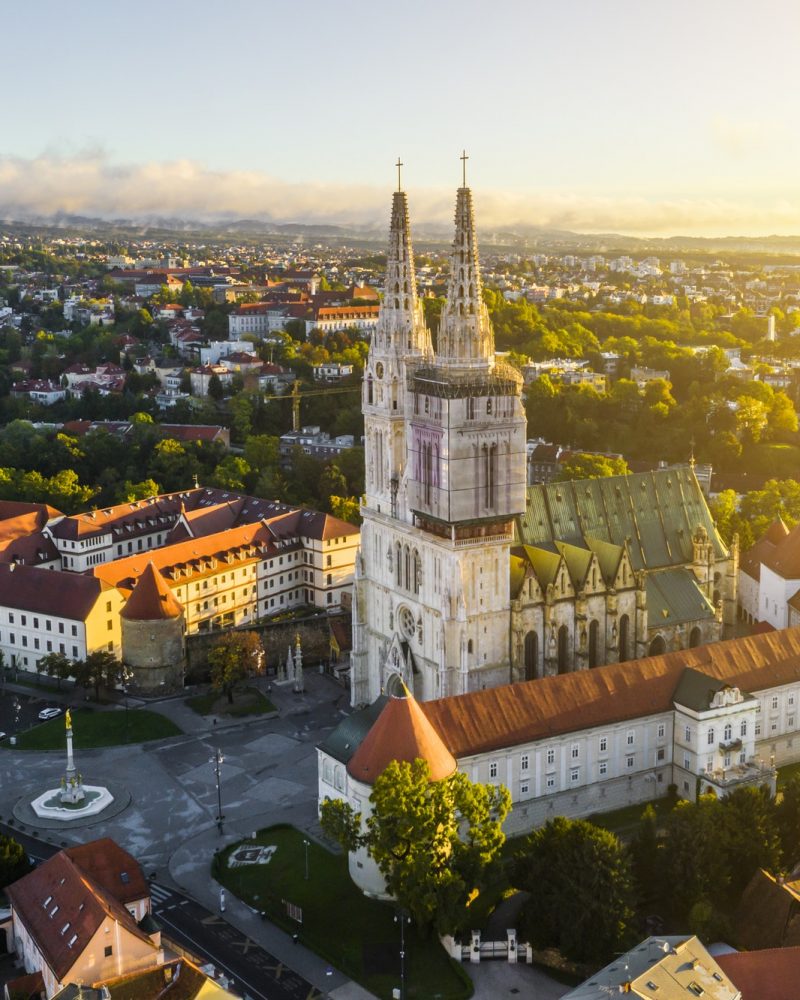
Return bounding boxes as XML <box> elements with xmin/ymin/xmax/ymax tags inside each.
<box><xmin>38</xmin><ymin>707</ymin><xmax>62</xmax><ymax>721</ymax></box>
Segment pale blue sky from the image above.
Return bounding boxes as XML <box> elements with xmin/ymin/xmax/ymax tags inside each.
<box><xmin>2</xmin><ymin>0</ymin><xmax>800</xmax><ymax>234</ymax></box>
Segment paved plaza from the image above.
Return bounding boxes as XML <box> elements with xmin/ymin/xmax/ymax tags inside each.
<box><xmin>0</xmin><ymin>673</ymin><xmax>566</xmax><ymax>999</ymax></box>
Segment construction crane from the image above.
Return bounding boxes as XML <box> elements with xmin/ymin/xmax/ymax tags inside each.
<box><xmin>261</xmin><ymin>380</ymin><xmax>361</xmax><ymax>431</ymax></box>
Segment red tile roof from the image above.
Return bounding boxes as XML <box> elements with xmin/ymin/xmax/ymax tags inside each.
<box><xmin>0</xmin><ymin>564</ymin><xmax>109</xmax><ymax>619</ymax></box>
<box><xmin>421</xmin><ymin>626</ymin><xmax>800</xmax><ymax>758</ymax></box>
<box><xmin>716</xmin><ymin>946</ymin><xmax>800</xmax><ymax>1000</ymax></box>
<box><xmin>348</xmin><ymin>688</ymin><xmax>457</xmax><ymax>785</ymax></box>
<box><xmin>63</xmin><ymin>838</ymin><xmax>149</xmax><ymax>906</ymax></box>
<box><xmin>6</xmin><ymin>849</ymin><xmax>156</xmax><ymax>981</ymax></box>
<box><xmin>121</xmin><ymin>563</ymin><xmax>183</xmax><ymax>620</ymax></box>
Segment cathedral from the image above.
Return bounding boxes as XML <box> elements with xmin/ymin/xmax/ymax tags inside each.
<box><xmin>350</xmin><ymin>169</ymin><xmax>737</xmax><ymax>707</ymax></box>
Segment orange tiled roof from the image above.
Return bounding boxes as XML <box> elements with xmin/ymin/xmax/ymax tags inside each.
<box><xmin>121</xmin><ymin>562</ymin><xmax>183</xmax><ymax>620</ymax></box>
<box><xmin>348</xmin><ymin>687</ymin><xmax>457</xmax><ymax>785</ymax></box>
<box><xmin>421</xmin><ymin>625</ymin><xmax>800</xmax><ymax>758</ymax></box>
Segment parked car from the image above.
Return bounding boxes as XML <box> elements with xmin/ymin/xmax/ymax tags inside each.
<box><xmin>0</xmin><ymin>731</ymin><xmax>6</xmax><ymax>740</ymax></box>
<box><xmin>38</xmin><ymin>707</ymin><xmax>62</xmax><ymax>721</ymax></box>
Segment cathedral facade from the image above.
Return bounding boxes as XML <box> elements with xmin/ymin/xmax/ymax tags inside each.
<box><xmin>350</xmin><ymin>175</ymin><xmax>736</xmax><ymax>707</ymax></box>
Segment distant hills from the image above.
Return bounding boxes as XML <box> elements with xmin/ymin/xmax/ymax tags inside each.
<box><xmin>3</xmin><ymin>210</ymin><xmax>800</xmax><ymax>257</ymax></box>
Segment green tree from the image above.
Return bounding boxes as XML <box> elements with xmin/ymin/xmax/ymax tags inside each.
<box><xmin>321</xmin><ymin>758</ymin><xmax>510</xmax><ymax>934</ymax></box>
<box><xmin>207</xmin><ymin>373</ymin><xmax>224</xmax><ymax>401</ymax></box>
<box><xmin>330</xmin><ymin>496</ymin><xmax>360</xmax><ymax>524</ymax></box>
<box><xmin>629</xmin><ymin>804</ymin><xmax>661</xmax><ymax>910</ymax></box>
<box><xmin>38</xmin><ymin>651</ymin><xmax>73</xmax><ymax>691</ymax></box>
<box><xmin>555</xmin><ymin>453</ymin><xmax>630</xmax><ymax>481</ymax></box>
<box><xmin>77</xmin><ymin>650</ymin><xmax>124</xmax><ymax>701</ymax></box>
<box><xmin>208</xmin><ymin>631</ymin><xmax>265</xmax><ymax>704</ymax></box>
<box><xmin>512</xmin><ymin>817</ymin><xmax>635</xmax><ymax>965</ymax></box>
<box><xmin>210</xmin><ymin>455</ymin><xmax>250</xmax><ymax>491</ymax></box>
<box><xmin>243</xmin><ymin>434</ymin><xmax>280</xmax><ymax>472</ymax></box>
<box><xmin>777</xmin><ymin>775</ymin><xmax>800</xmax><ymax>867</ymax></box>
<box><xmin>720</xmin><ymin>785</ymin><xmax>781</xmax><ymax>897</ymax></box>
<box><xmin>661</xmin><ymin>795</ymin><xmax>729</xmax><ymax>922</ymax></box>
<box><xmin>0</xmin><ymin>832</ymin><xmax>32</xmax><ymax>889</ymax></box>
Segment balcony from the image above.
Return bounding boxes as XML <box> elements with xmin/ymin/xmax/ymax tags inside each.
<box><xmin>699</xmin><ymin>759</ymin><xmax>776</xmax><ymax>799</ymax></box>
<box><xmin>718</xmin><ymin>739</ymin><xmax>742</xmax><ymax>753</ymax></box>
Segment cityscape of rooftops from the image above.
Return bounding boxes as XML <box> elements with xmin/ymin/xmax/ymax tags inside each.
<box><xmin>0</xmin><ymin>3</ymin><xmax>799</xmax><ymax>999</ymax></box>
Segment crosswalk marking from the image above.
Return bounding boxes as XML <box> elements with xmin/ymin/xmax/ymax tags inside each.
<box><xmin>149</xmin><ymin>883</ymin><xmax>172</xmax><ymax>905</ymax></box>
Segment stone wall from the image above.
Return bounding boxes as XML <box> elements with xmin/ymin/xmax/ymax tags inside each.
<box><xmin>186</xmin><ymin>611</ymin><xmax>350</xmax><ymax>678</ymax></box>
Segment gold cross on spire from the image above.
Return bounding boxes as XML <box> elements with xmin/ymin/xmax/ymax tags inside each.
<box><xmin>396</xmin><ymin>157</ymin><xmax>403</xmax><ymax>192</ymax></box>
<box><xmin>460</xmin><ymin>149</ymin><xmax>469</xmax><ymax>187</ymax></box>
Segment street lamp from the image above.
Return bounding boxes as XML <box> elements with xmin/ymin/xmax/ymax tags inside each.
<box><xmin>394</xmin><ymin>911</ymin><xmax>411</xmax><ymax>1000</ymax></box>
<box><xmin>210</xmin><ymin>748</ymin><xmax>225</xmax><ymax>833</ymax></box>
<box><xmin>303</xmin><ymin>838</ymin><xmax>310</xmax><ymax>880</ymax></box>
<box><xmin>121</xmin><ymin>666</ymin><xmax>134</xmax><ymax>744</ymax></box>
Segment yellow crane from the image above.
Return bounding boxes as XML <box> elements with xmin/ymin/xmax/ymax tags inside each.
<box><xmin>262</xmin><ymin>380</ymin><xmax>361</xmax><ymax>431</ymax></box>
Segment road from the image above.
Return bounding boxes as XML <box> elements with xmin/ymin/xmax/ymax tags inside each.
<box><xmin>1</xmin><ymin>824</ymin><xmax>325</xmax><ymax>1000</ymax></box>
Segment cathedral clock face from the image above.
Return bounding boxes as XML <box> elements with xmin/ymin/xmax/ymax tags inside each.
<box><xmin>375</xmin><ymin>362</ymin><xmax>384</xmax><ymax>379</ymax></box>
<box><xmin>398</xmin><ymin>605</ymin><xmax>415</xmax><ymax>639</ymax></box>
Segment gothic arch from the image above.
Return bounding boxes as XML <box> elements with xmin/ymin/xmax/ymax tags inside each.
<box><xmin>588</xmin><ymin>619</ymin><xmax>600</xmax><ymax>668</ymax></box>
<box><xmin>648</xmin><ymin>634</ymin><xmax>667</xmax><ymax>657</ymax></box>
<box><xmin>689</xmin><ymin>626</ymin><xmax>702</xmax><ymax>648</ymax></box>
<box><xmin>524</xmin><ymin>630</ymin><xmax>538</xmax><ymax>680</ymax></box>
<box><xmin>618</xmin><ymin>614</ymin><xmax>630</xmax><ymax>663</ymax></box>
<box><xmin>557</xmin><ymin>625</ymin><xmax>570</xmax><ymax>675</ymax></box>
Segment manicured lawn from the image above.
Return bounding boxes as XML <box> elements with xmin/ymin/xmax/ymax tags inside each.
<box><xmin>186</xmin><ymin>686</ymin><xmax>276</xmax><ymax>718</ymax></box>
<box><xmin>215</xmin><ymin>825</ymin><xmax>472</xmax><ymax>1000</ymax></box>
<box><xmin>586</xmin><ymin>794</ymin><xmax>677</xmax><ymax>839</ymax></box>
<box><xmin>7</xmin><ymin>708</ymin><xmax>181</xmax><ymax>750</ymax></box>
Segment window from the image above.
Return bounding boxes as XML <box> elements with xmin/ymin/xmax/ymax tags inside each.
<box><xmin>599</xmin><ymin>760</ymin><xmax>608</xmax><ymax>776</ymax></box>
<box><xmin>571</xmin><ymin>743</ymin><xmax>579</xmax><ymax>759</ymax></box>
<box><xmin>739</xmin><ymin>751</ymin><xmax>747</xmax><ymax>764</ymax></box>
<box><xmin>773</xmin><ymin>696</ymin><xmax>779</xmax><ymax>710</ymax></box>
<box><xmin>520</xmin><ymin>781</ymin><xmax>529</xmax><ymax>795</ymax></box>
<box><xmin>58</xmin><ymin>623</ymin><xmax>64</xmax><ymax>634</ymax></box>
<box><xmin>790</xmin><ymin>695</ymin><xmax>796</xmax><ymax>706</ymax></box>
<box><xmin>570</xmin><ymin>767</ymin><xmax>579</xmax><ymax>783</ymax></box>
<box><xmin>724</xmin><ymin>754</ymin><xmax>731</xmax><ymax>767</ymax></box>
<box><xmin>723</xmin><ymin>723</ymin><xmax>732</xmax><ymax>742</ymax></box>
<box><xmin>33</xmin><ymin>617</ymin><xmax>38</xmax><ymax>629</ymax></box>
<box><xmin>657</xmin><ymin>748</ymin><xmax>665</xmax><ymax>762</ymax></box>
<box><xmin>657</xmin><ymin>723</ymin><xmax>665</xmax><ymax>739</ymax></box>
<box><xmin>489</xmin><ymin>761</ymin><xmax>498</xmax><ymax>779</ymax></box>
<box><xmin>546</xmin><ymin>775</ymin><xmax>555</xmax><ymax>789</ymax></box>
<box><xmin>626</xmin><ymin>755</ymin><xmax>635</xmax><ymax>769</ymax></box>
<box><xmin>626</xmin><ymin>730</ymin><xmax>635</xmax><ymax>746</ymax></box>
<box><xmin>71</xmin><ymin>625</ymin><xmax>77</xmax><ymax>637</ymax></box>
<box><xmin>756</xmin><ymin>722</ymin><xmax>762</xmax><ymax>736</ymax></box>
<box><xmin>104</xmin><ymin>945</ymin><xmax>113</xmax><ymax>957</ymax></box>
<box><xmin>707</xmin><ymin>728</ymin><xmax>715</xmax><ymax>745</ymax></box>
<box><xmin>599</xmin><ymin>736</ymin><xmax>607</xmax><ymax>753</ymax></box>
<box><xmin>684</xmin><ymin>755</ymin><xmax>691</xmax><ymax>770</ymax></box>
<box><xmin>740</xmin><ymin>720</ymin><xmax>747</xmax><ymax>737</ymax></box>
<box><xmin>327</xmin><ymin>555</ymin><xmax>332</xmax><ymax>567</ymax></box>
<box><xmin>546</xmin><ymin>748</ymin><xmax>555</xmax><ymax>766</ymax></box>
<box><xmin>791</xmin><ymin>716</ymin><xmax>796</xmax><ymax>729</ymax></box>
<box><xmin>684</xmin><ymin>725</ymin><xmax>691</xmax><ymax>742</ymax></box>
<box><xmin>520</xmin><ymin>754</ymin><xmax>529</xmax><ymax>772</ymax></box>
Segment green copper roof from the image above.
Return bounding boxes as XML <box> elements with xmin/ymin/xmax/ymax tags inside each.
<box><xmin>516</xmin><ymin>543</ymin><xmax>562</xmax><ymax>588</ymax></box>
<box><xmin>584</xmin><ymin>535</ymin><xmax>625</xmax><ymax>583</ymax></box>
<box><xmin>554</xmin><ymin>540</ymin><xmax>593</xmax><ymax>589</ymax></box>
<box><xmin>510</xmin><ymin>553</ymin><xmax>527</xmax><ymax>598</ymax></box>
<box><xmin>646</xmin><ymin>567</ymin><xmax>716</xmax><ymax>627</ymax></box>
<box><xmin>317</xmin><ymin>696</ymin><xmax>388</xmax><ymax>764</ymax></box>
<box><xmin>673</xmin><ymin>666</ymin><xmax>756</xmax><ymax>712</ymax></box>
<box><xmin>517</xmin><ymin>466</ymin><xmax>727</xmax><ymax>571</ymax></box>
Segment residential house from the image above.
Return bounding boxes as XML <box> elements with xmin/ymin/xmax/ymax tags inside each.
<box><xmin>4</xmin><ymin>840</ymin><xmax>162</xmax><ymax>999</ymax></box>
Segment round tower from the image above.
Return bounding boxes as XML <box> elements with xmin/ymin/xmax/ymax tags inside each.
<box><xmin>345</xmin><ymin>682</ymin><xmax>456</xmax><ymax>897</ymax></box>
<box><xmin>120</xmin><ymin>562</ymin><xmax>186</xmax><ymax>693</ymax></box>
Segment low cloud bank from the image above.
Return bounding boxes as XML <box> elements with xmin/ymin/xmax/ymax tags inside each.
<box><xmin>0</xmin><ymin>151</ymin><xmax>796</xmax><ymax>237</ymax></box>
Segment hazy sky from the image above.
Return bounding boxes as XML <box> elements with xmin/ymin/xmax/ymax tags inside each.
<box><xmin>2</xmin><ymin>0</ymin><xmax>799</xmax><ymax>235</ymax></box>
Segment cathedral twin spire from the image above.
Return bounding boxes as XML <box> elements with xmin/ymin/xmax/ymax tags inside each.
<box><xmin>381</xmin><ymin>155</ymin><xmax>494</xmax><ymax>370</ymax></box>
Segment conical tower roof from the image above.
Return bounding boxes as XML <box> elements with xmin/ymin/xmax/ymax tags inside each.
<box><xmin>121</xmin><ymin>562</ymin><xmax>183</xmax><ymax>620</ymax></box>
<box><xmin>347</xmin><ymin>684</ymin><xmax>457</xmax><ymax>785</ymax></box>
<box><xmin>372</xmin><ymin>182</ymin><xmax>431</xmax><ymax>358</ymax></box>
<box><xmin>436</xmin><ymin>177</ymin><xmax>494</xmax><ymax>370</ymax></box>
